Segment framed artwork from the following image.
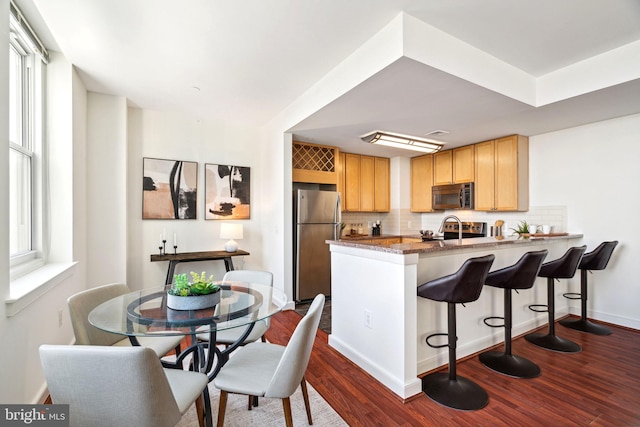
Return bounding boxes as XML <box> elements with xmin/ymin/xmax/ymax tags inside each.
<box><xmin>142</xmin><ymin>157</ymin><xmax>198</xmax><ymax>219</ymax></box>
<box><xmin>205</xmin><ymin>164</ymin><xmax>250</xmax><ymax>219</ymax></box>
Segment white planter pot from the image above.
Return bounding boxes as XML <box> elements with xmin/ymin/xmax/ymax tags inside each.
<box><xmin>166</xmin><ymin>291</ymin><xmax>221</xmax><ymax>311</ymax></box>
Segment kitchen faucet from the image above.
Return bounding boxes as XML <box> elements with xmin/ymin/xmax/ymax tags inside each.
<box><xmin>439</xmin><ymin>215</ymin><xmax>462</xmax><ymax>244</ymax></box>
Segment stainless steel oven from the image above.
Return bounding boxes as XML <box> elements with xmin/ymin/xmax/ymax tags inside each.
<box><xmin>442</xmin><ymin>221</ymin><xmax>487</xmax><ymax>240</ymax></box>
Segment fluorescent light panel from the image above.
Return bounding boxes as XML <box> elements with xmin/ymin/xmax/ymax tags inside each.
<box><xmin>361</xmin><ymin>131</ymin><xmax>443</xmax><ymax>153</ymax></box>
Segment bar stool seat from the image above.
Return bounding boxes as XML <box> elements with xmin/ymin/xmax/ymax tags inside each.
<box><xmin>417</xmin><ymin>254</ymin><xmax>495</xmax><ymax>411</ymax></box>
<box><xmin>479</xmin><ymin>250</ymin><xmax>548</xmax><ymax>378</ymax></box>
<box><xmin>525</xmin><ymin>246</ymin><xmax>586</xmax><ymax>353</ymax></box>
<box><xmin>559</xmin><ymin>241</ymin><xmax>618</xmax><ymax>335</ymax></box>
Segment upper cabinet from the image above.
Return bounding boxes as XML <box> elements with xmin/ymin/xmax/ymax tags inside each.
<box><xmin>374</xmin><ymin>157</ymin><xmax>390</xmax><ymax>212</ymax></box>
<box><xmin>340</xmin><ymin>152</ymin><xmax>390</xmax><ymax>212</ymax></box>
<box><xmin>292</xmin><ymin>141</ymin><xmax>338</xmax><ymax>184</ymax></box>
<box><xmin>474</xmin><ymin>135</ymin><xmax>529</xmax><ymax>211</ymax></box>
<box><xmin>410</xmin><ymin>154</ymin><xmax>437</xmax><ymax>212</ymax></box>
<box><xmin>453</xmin><ymin>145</ymin><xmax>475</xmax><ymax>183</ymax></box>
<box><xmin>433</xmin><ymin>150</ymin><xmax>452</xmax><ymax>185</ymax></box>
<box><xmin>433</xmin><ymin>146</ymin><xmax>475</xmax><ymax>185</ymax></box>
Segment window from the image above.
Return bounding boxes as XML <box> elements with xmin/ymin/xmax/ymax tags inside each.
<box><xmin>9</xmin><ymin>2</ymin><xmax>48</xmax><ymax>278</ymax></box>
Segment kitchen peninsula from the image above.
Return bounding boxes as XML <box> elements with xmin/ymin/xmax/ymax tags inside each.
<box><xmin>327</xmin><ymin>233</ymin><xmax>582</xmax><ymax>400</ymax></box>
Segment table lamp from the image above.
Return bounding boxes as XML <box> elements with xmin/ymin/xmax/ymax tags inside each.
<box><xmin>220</xmin><ymin>223</ymin><xmax>243</xmax><ymax>252</ymax></box>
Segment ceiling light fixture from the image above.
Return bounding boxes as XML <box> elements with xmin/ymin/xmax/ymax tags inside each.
<box><xmin>361</xmin><ymin>131</ymin><xmax>443</xmax><ymax>154</ymax></box>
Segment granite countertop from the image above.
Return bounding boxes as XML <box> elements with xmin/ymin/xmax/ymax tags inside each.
<box><xmin>339</xmin><ymin>234</ymin><xmax>408</xmax><ymax>240</ymax></box>
<box><xmin>328</xmin><ymin>234</ymin><xmax>583</xmax><ymax>254</ymax></box>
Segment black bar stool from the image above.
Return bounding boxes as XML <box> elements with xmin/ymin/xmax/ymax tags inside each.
<box><xmin>479</xmin><ymin>250</ymin><xmax>548</xmax><ymax>378</ymax></box>
<box><xmin>417</xmin><ymin>254</ymin><xmax>495</xmax><ymax>411</ymax></box>
<box><xmin>559</xmin><ymin>241</ymin><xmax>618</xmax><ymax>335</ymax></box>
<box><xmin>525</xmin><ymin>245</ymin><xmax>586</xmax><ymax>353</ymax></box>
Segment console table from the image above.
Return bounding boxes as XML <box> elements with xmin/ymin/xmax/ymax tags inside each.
<box><xmin>150</xmin><ymin>250</ymin><xmax>250</xmax><ymax>285</ymax></box>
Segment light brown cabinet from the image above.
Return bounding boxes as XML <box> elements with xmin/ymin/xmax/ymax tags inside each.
<box><xmin>410</xmin><ymin>154</ymin><xmax>438</xmax><ymax>212</ymax></box>
<box><xmin>374</xmin><ymin>157</ymin><xmax>390</xmax><ymax>212</ymax></box>
<box><xmin>474</xmin><ymin>135</ymin><xmax>529</xmax><ymax>211</ymax></box>
<box><xmin>342</xmin><ymin>153</ymin><xmax>361</xmax><ymax>211</ymax></box>
<box><xmin>433</xmin><ymin>150</ymin><xmax>452</xmax><ymax>185</ymax></box>
<box><xmin>453</xmin><ymin>145</ymin><xmax>475</xmax><ymax>183</ymax></box>
<box><xmin>433</xmin><ymin>146</ymin><xmax>474</xmax><ymax>185</ymax></box>
<box><xmin>292</xmin><ymin>141</ymin><xmax>338</xmax><ymax>184</ymax></box>
<box><xmin>340</xmin><ymin>152</ymin><xmax>390</xmax><ymax>212</ymax></box>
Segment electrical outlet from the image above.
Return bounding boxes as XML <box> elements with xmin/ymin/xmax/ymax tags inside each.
<box><xmin>364</xmin><ymin>310</ymin><xmax>373</xmax><ymax>329</ymax></box>
<box><xmin>58</xmin><ymin>309</ymin><xmax>63</xmax><ymax>327</ymax></box>
<box><xmin>408</xmin><ymin>221</ymin><xmax>412</xmax><ymax>229</ymax></box>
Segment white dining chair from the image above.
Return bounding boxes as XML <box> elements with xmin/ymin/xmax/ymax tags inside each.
<box><xmin>213</xmin><ymin>293</ymin><xmax>325</xmax><ymax>427</ymax></box>
<box><xmin>39</xmin><ymin>345</ymin><xmax>211</xmax><ymax>427</ymax></box>
<box><xmin>67</xmin><ymin>283</ymin><xmax>183</xmax><ymax>359</ymax></box>
<box><xmin>197</xmin><ymin>270</ymin><xmax>273</xmax><ymax>346</ymax></box>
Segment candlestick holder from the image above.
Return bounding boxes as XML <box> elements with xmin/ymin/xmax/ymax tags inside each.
<box><xmin>158</xmin><ymin>245</ymin><xmax>163</xmax><ymax>255</ymax></box>
<box><xmin>173</xmin><ymin>245</ymin><xmax>178</xmax><ymax>255</ymax></box>
<box><xmin>162</xmin><ymin>240</ymin><xmax>167</xmax><ymax>255</ymax></box>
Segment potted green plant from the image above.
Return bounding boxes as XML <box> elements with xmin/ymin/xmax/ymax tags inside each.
<box><xmin>167</xmin><ymin>271</ymin><xmax>221</xmax><ymax>310</ymax></box>
<box><xmin>510</xmin><ymin>220</ymin><xmax>530</xmax><ymax>238</ymax></box>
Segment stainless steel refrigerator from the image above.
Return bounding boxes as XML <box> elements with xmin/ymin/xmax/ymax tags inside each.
<box><xmin>294</xmin><ymin>189</ymin><xmax>341</xmax><ymax>301</ymax></box>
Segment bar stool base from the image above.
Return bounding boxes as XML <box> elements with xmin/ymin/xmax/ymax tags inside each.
<box><xmin>559</xmin><ymin>317</ymin><xmax>612</xmax><ymax>335</ymax></box>
<box><xmin>479</xmin><ymin>351</ymin><xmax>541</xmax><ymax>378</ymax></box>
<box><xmin>421</xmin><ymin>372</ymin><xmax>488</xmax><ymax>411</ymax></box>
<box><xmin>524</xmin><ymin>333</ymin><xmax>582</xmax><ymax>353</ymax></box>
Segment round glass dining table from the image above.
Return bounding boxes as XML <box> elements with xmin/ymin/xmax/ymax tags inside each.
<box><xmin>89</xmin><ymin>281</ymin><xmax>286</xmax><ymax>381</ymax></box>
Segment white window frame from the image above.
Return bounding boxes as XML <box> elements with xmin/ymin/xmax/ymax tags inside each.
<box><xmin>8</xmin><ymin>4</ymin><xmax>46</xmax><ymax>281</ymax></box>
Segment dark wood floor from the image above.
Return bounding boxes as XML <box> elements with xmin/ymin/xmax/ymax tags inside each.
<box><xmin>265</xmin><ymin>311</ymin><xmax>640</xmax><ymax>426</ymax></box>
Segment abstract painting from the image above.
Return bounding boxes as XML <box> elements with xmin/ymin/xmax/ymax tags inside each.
<box><xmin>142</xmin><ymin>158</ymin><xmax>197</xmax><ymax>219</ymax></box>
<box><xmin>205</xmin><ymin>164</ymin><xmax>250</xmax><ymax>219</ymax></box>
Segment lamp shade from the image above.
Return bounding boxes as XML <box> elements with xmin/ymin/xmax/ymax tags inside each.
<box><xmin>220</xmin><ymin>223</ymin><xmax>243</xmax><ymax>252</ymax></box>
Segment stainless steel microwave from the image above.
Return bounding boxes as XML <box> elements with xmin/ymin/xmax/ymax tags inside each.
<box><xmin>432</xmin><ymin>182</ymin><xmax>474</xmax><ymax>210</ymax></box>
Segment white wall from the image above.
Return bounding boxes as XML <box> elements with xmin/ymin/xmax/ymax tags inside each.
<box><xmin>125</xmin><ymin>110</ymin><xmax>264</xmax><ymax>290</ymax></box>
<box><xmin>0</xmin><ymin>48</ymin><xmax>87</xmax><ymax>403</ymax></box>
<box><xmin>86</xmin><ymin>94</ymin><xmax>128</xmax><ymax>284</ymax></box>
<box><xmin>528</xmin><ymin>114</ymin><xmax>640</xmax><ymax>329</ymax></box>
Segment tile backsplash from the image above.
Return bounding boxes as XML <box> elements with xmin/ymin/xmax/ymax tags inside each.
<box><xmin>341</xmin><ymin>206</ymin><xmax>567</xmax><ymax>237</ymax></box>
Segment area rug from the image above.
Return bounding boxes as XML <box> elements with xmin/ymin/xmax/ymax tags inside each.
<box><xmin>176</xmin><ymin>379</ymin><xmax>347</xmax><ymax>426</ymax></box>
<box><xmin>294</xmin><ymin>299</ymin><xmax>331</xmax><ymax>334</ymax></box>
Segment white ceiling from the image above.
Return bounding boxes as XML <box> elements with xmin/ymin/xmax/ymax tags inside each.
<box><xmin>21</xmin><ymin>0</ymin><xmax>640</xmax><ymax>157</ymax></box>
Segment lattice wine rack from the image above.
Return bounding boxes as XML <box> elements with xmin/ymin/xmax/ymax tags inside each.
<box><xmin>292</xmin><ymin>141</ymin><xmax>338</xmax><ymax>184</ymax></box>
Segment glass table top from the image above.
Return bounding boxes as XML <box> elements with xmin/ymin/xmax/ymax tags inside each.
<box><xmin>89</xmin><ymin>281</ymin><xmax>286</xmax><ymax>337</ymax></box>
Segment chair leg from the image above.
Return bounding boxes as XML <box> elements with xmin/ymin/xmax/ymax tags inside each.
<box><xmin>479</xmin><ymin>289</ymin><xmax>541</xmax><ymax>378</ymax></box>
<box><xmin>525</xmin><ymin>278</ymin><xmax>581</xmax><ymax>353</ymax></box>
<box><xmin>421</xmin><ymin>302</ymin><xmax>488</xmax><ymax>410</ymax></box>
<box><xmin>559</xmin><ymin>269</ymin><xmax>612</xmax><ymax>335</ymax></box>
<box><xmin>282</xmin><ymin>397</ymin><xmax>294</xmax><ymax>427</ymax></box>
<box><xmin>300</xmin><ymin>377</ymin><xmax>313</xmax><ymax>425</ymax></box>
<box><xmin>195</xmin><ymin>394</ymin><xmax>205</xmax><ymax>427</ymax></box>
<box><xmin>217</xmin><ymin>390</ymin><xmax>228</xmax><ymax>427</ymax></box>
<box><xmin>247</xmin><ymin>395</ymin><xmax>252</xmax><ymax>410</ymax></box>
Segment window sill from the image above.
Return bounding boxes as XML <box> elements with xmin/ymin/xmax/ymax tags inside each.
<box><xmin>6</xmin><ymin>262</ymin><xmax>78</xmax><ymax>317</ymax></box>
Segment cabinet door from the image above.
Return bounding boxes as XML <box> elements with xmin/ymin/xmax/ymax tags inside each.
<box><xmin>337</xmin><ymin>152</ymin><xmax>345</xmax><ymax>211</ymax></box>
<box><xmin>433</xmin><ymin>150</ymin><xmax>453</xmax><ymax>185</ymax></box>
<box><xmin>374</xmin><ymin>157</ymin><xmax>390</xmax><ymax>212</ymax></box>
<box><xmin>344</xmin><ymin>153</ymin><xmax>361</xmax><ymax>211</ymax></box>
<box><xmin>411</xmin><ymin>154</ymin><xmax>435</xmax><ymax>212</ymax></box>
<box><xmin>359</xmin><ymin>155</ymin><xmax>375</xmax><ymax>212</ymax></box>
<box><xmin>453</xmin><ymin>145</ymin><xmax>475</xmax><ymax>183</ymax></box>
<box><xmin>474</xmin><ymin>140</ymin><xmax>496</xmax><ymax>211</ymax></box>
<box><xmin>494</xmin><ymin>136</ymin><xmax>520</xmax><ymax>211</ymax></box>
